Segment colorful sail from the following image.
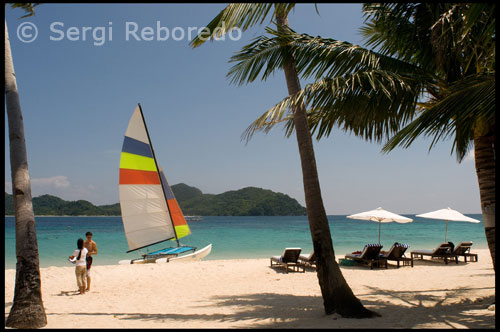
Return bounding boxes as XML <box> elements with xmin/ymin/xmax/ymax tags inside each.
<box><xmin>159</xmin><ymin>167</ymin><xmax>191</xmax><ymax>239</ymax></box>
<box><xmin>119</xmin><ymin>105</ymin><xmax>178</xmax><ymax>251</ymax></box>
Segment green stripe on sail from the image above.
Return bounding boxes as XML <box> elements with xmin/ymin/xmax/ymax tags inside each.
<box><xmin>120</xmin><ymin>152</ymin><xmax>157</xmax><ymax>172</ymax></box>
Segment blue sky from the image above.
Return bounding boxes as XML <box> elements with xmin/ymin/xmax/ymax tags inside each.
<box><xmin>5</xmin><ymin>4</ymin><xmax>480</xmax><ymax>214</ymax></box>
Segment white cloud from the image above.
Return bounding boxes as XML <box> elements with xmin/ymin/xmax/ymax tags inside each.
<box><xmin>5</xmin><ymin>175</ymin><xmax>70</xmax><ymax>195</ymax></box>
<box><xmin>31</xmin><ymin>175</ymin><xmax>70</xmax><ymax>188</ymax></box>
<box><xmin>4</xmin><ymin>175</ymin><xmax>107</xmax><ymax>204</ymax></box>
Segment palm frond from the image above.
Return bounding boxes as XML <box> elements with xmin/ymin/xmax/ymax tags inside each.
<box><xmin>10</xmin><ymin>3</ymin><xmax>40</xmax><ymax>18</ymax></box>
<box><xmin>190</xmin><ymin>3</ymin><xmax>295</xmax><ymax>48</ymax></box>
<box><xmin>382</xmin><ymin>72</ymin><xmax>495</xmax><ymax>161</ymax></box>
<box><xmin>432</xmin><ymin>3</ymin><xmax>496</xmax><ymax>74</ymax></box>
<box><xmin>266</xmin><ymin>26</ymin><xmax>428</xmax><ymax>81</ymax></box>
<box><xmin>227</xmin><ymin>34</ymin><xmax>286</xmax><ymax>86</ymax></box>
<box><xmin>242</xmin><ymin>69</ymin><xmax>430</xmax><ymax>143</ymax></box>
<box><xmin>227</xmin><ymin>26</ymin><xmax>432</xmax><ymax>87</ymax></box>
<box><xmin>361</xmin><ymin>3</ymin><xmax>438</xmax><ymax>67</ymax></box>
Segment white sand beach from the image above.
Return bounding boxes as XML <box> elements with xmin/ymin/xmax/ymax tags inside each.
<box><xmin>4</xmin><ymin>249</ymin><xmax>494</xmax><ymax>328</ymax></box>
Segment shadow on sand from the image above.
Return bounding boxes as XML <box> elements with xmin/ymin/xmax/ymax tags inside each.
<box><xmin>46</xmin><ymin>286</ymin><xmax>495</xmax><ymax>328</ymax></box>
<box><xmin>56</xmin><ymin>290</ymin><xmax>82</xmax><ymax>297</ymax></box>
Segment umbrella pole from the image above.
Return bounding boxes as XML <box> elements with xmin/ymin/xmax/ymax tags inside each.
<box><xmin>445</xmin><ymin>220</ymin><xmax>448</xmax><ymax>242</ymax></box>
<box><xmin>378</xmin><ymin>221</ymin><xmax>381</xmax><ymax>244</ymax></box>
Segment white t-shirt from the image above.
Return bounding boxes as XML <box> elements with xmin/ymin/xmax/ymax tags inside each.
<box><xmin>72</xmin><ymin>247</ymin><xmax>88</xmax><ymax>267</ymax></box>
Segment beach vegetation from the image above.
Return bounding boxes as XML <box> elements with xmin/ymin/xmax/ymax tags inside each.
<box><xmin>5</xmin><ymin>185</ymin><xmax>307</xmax><ymax>216</ymax></box>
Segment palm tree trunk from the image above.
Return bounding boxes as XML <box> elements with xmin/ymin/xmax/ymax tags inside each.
<box><xmin>275</xmin><ymin>11</ymin><xmax>377</xmax><ymax>318</ymax></box>
<box><xmin>473</xmin><ymin>134</ymin><xmax>495</xmax><ymax>270</ymax></box>
<box><xmin>5</xmin><ymin>19</ymin><xmax>47</xmax><ymax>329</ymax></box>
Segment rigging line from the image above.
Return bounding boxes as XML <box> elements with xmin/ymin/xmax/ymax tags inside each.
<box><xmin>136</xmin><ymin>103</ymin><xmax>180</xmax><ymax>247</ymax></box>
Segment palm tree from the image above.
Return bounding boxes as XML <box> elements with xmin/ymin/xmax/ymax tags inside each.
<box><xmin>191</xmin><ymin>3</ymin><xmax>376</xmax><ymax>317</ymax></box>
<box><xmin>239</xmin><ymin>4</ymin><xmax>495</xmax><ymax>268</ymax></box>
<box><xmin>5</xmin><ymin>3</ymin><xmax>47</xmax><ymax>328</ymax></box>
<box><xmin>373</xmin><ymin>3</ymin><xmax>495</xmax><ymax>269</ymax></box>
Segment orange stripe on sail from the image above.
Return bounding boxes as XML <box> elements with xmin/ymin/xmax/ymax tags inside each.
<box><xmin>119</xmin><ymin>168</ymin><xmax>161</xmax><ymax>185</ymax></box>
<box><xmin>167</xmin><ymin>198</ymin><xmax>191</xmax><ymax>239</ymax></box>
<box><xmin>167</xmin><ymin>198</ymin><xmax>188</xmax><ymax>227</ymax></box>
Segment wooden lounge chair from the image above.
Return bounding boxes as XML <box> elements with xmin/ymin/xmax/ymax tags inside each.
<box><xmin>298</xmin><ymin>251</ymin><xmax>317</xmax><ymax>267</ymax></box>
<box><xmin>270</xmin><ymin>248</ymin><xmax>305</xmax><ymax>273</ymax></box>
<box><xmin>379</xmin><ymin>243</ymin><xmax>412</xmax><ymax>268</ymax></box>
<box><xmin>344</xmin><ymin>244</ymin><xmax>385</xmax><ymax>269</ymax></box>
<box><xmin>410</xmin><ymin>243</ymin><xmax>458</xmax><ymax>265</ymax></box>
<box><xmin>452</xmin><ymin>242</ymin><xmax>478</xmax><ymax>262</ymax></box>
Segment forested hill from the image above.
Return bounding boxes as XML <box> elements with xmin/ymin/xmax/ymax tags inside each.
<box><xmin>4</xmin><ymin>184</ymin><xmax>306</xmax><ymax>216</ymax></box>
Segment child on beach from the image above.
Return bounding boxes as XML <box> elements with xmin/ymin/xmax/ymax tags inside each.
<box><xmin>69</xmin><ymin>238</ymin><xmax>88</xmax><ymax>295</ymax></box>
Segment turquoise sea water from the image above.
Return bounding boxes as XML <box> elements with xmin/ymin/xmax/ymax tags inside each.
<box><xmin>4</xmin><ymin>215</ymin><xmax>487</xmax><ymax>269</ymax></box>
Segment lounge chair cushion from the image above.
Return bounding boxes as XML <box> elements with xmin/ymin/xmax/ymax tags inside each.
<box><xmin>270</xmin><ymin>248</ymin><xmax>305</xmax><ymax>273</ymax></box>
<box><xmin>380</xmin><ymin>243</ymin><xmax>409</xmax><ymax>260</ymax></box>
<box><xmin>452</xmin><ymin>242</ymin><xmax>474</xmax><ymax>255</ymax></box>
<box><xmin>345</xmin><ymin>244</ymin><xmax>383</xmax><ymax>260</ymax></box>
<box><xmin>271</xmin><ymin>248</ymin><xmax>301</xmax><ymax>263</ymax></box>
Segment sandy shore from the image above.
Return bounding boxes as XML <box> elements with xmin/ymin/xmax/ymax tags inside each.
<box><xmin>5</xmin><ymin>249</ymin><xmax>495</xmax><ymax>328</ymax></box>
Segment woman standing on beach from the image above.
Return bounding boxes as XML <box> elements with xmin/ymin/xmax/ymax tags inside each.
<box><xmin>69</xmin><ymin>238</ymin><xmax>88</xmax><ymax>295</ymax></box>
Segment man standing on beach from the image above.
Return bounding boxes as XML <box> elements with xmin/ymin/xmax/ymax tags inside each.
<box><xmin>83</xmin><ymin>231</ymin><xmax>98</xmax><ymax>291</ymax></box>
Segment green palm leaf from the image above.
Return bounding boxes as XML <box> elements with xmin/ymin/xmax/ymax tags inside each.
<box><xmin>383</xmin><ymin>72</ymin><xmax>495</xmax><ymax>161</ymax></box>
<box><xmin>228</xmin><ymin>26</ymin><xmax>432</xmax><ymax>86</ymax></box>
<box><xmin>10</xmin><ymin>3</ymin><xmax>40</xmax><ymax>18</ymax></box>
<box><xmin>242</xmin><ymin>69</ymin><xmax>428</xmax><ymax>143</ymax></box>
<box><xmin>190</xmin><ymin>3</ymin><xmax>295</xmax><ymax>48</ymax></box>
<box><xmin>239</xmin><ymin>3</ymin><xmax>494</xmax><ymax>164</ymax></box>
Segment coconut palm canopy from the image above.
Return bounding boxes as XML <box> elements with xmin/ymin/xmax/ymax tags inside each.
<box><xmin>239</xmin><ymin>3</ymin><xmax>495</xmax><ymax>162</ymax></box>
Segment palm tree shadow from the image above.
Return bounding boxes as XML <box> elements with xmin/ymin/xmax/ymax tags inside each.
<box><xmin>56</xmin><ymin>290</ymin><xmax>81</xmax><ymax>296</ymax></box>
<box><xmin>52</xmin><ymin>288</ymin><xmax>494</xmax><ymax>328</ymax></box>
<box><xmin>357</xmin><ymin>286</ymin><xmax>495</xmax><ymax>328</ymax></box>
<box><xmin>268</xmin><ymin>266</ymin><xmax>310</xmax><ymax>274</ymax></box>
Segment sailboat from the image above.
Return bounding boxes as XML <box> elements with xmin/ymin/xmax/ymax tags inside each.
<box><xmin>118</xmin><ymin>104</ymin><xmax>212</xmax><ymax>264</ymax></box>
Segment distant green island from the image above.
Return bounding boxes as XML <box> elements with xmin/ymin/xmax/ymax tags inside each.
<box><xmin>4</xmin><ymin>183</ymin><xmax>306</xmax><ymax>216</ymax></box>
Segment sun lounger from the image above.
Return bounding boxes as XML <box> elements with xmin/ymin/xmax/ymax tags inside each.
<box><xmin>344</xmin><ymin>244</ymin><xmax>385</xmax><ymax>269</ymax></box>
<box><xmin>298</xmin><ymin>251</ymin><xmax>316</xmax><ymax>267</ymax></box>
<box><xmin>270</xmin><ymin>248</ymin><xmax>305</xmax><ymax>273</ymax></box>
<box><xmin>379</xmin><ymin>243</ymin><xmax>412</xmax><ymax>268</ymax></box>
<box><xmin>410</xmin><ymin>243</ymin><xmax>458</xmax><ymax>265</ymax></box>
<box><xmin>452</xmin><ymin>241</ymin><xmax>478</xmax><ymax>262</ymax></box>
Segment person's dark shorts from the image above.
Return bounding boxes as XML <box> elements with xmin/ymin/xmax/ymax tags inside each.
<box><xmin>86</xmin><ymin>256</ymin><xmax>93</xmax><ymax>270</ymax></box>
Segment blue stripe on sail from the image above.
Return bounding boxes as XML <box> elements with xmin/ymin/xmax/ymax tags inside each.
<box><xmin>159</xmin><ymin>170</ymin><xmax>175</xmax><ymax>200</ymax></box>
<box><xmin>122</xmin><ymin>136</ymin><xmax>153</xmax><ymax>158</ymax></box>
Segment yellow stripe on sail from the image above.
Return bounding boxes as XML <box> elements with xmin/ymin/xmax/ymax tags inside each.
<box><xmin>120</xmin><ymin>152</ymin><xmax>157</xmax><ymax>172</ymax></box>
<box><xmin>174</xmin><ymin>225</ymin><xmax>191</xmax><ymax>240</ymax></box>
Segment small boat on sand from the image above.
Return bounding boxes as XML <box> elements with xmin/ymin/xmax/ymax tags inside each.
<box><xmin>118</xmin><ymin>104</ymin><xmax>212</xmax><ymax>265</ymax></box>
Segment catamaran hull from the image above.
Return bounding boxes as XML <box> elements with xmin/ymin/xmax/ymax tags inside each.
<box><xmin>118</xmin><ymin>257</ymin><xmax>155</xmax><ymax>265</ymax></box>
<box><xmin>156</xmin><ymin>244</ymin><xmax>212</xmax><ymax>263</ymax></box>
<box><xmin>118</xmin><ymin>244</ymin><xmax>212</xmax><ymax>264</ymax></box>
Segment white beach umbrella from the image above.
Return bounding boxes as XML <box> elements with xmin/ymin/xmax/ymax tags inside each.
<box><xmin>416</xmin><ymin>207</ymin><xmax>480</xmax><ymax>242</ymax></box>
<box><xmin>347</xmin><ymin>207</ymin><xmax>413</xmax><ymax>244</ymax></box>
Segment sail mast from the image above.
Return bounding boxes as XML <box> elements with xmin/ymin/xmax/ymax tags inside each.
<box><xmin>136</xmin><ymin>103</ymin><xmax>180</xmax><ymax>247</ymax></box>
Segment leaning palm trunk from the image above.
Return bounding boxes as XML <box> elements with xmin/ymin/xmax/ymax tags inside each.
<box><xmin>473</xmin><ymin>134</ymin><xmax>495</xmax><ymax>270</ymax></box>
<box><xmin>275</xmin><ymin>12</ymin><xmax>376</xmax><ymax>318</ymax></box>
<box><xmin>5</xmin><ymin>20</ymin><xmax>47</xmax><ymax>329</ymax></box>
